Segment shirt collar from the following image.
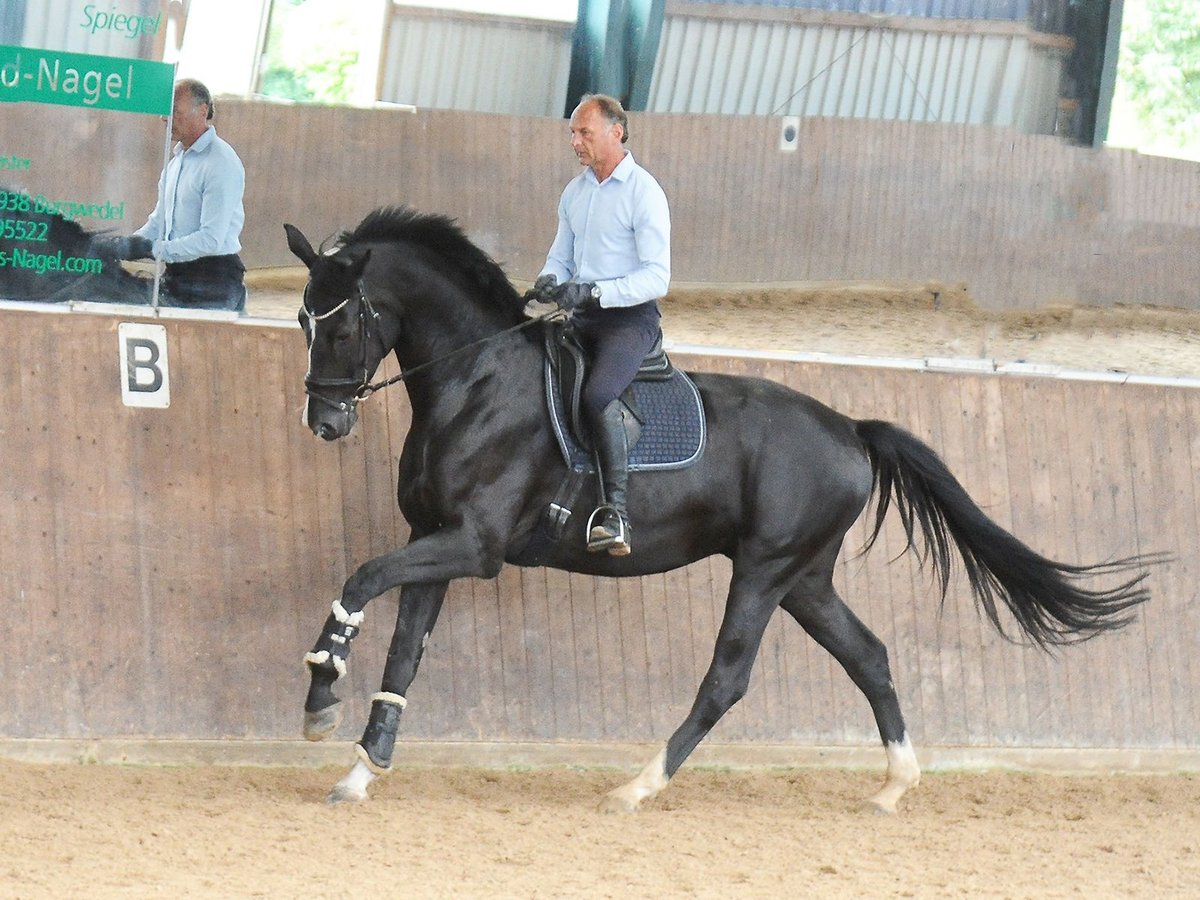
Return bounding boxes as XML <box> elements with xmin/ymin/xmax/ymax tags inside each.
<box><xmin>173</xmin><ymin>125</ymin><xmax>216</xmax><ymax>158</ymax></box>
<box><xmin>586</xmin><ymin>150</ymin><xmax>636</xmax><ymax>185</ymax></box>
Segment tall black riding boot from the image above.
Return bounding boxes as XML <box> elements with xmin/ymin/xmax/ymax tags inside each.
<box><xmin>586</xmin><ymin>398</ymin><xmax>632</xmax><ymax>556</ymax></box>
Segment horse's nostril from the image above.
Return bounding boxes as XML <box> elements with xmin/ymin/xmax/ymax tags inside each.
<box><xmin>317</xmin><ymin>423</ymin><xmax>338</xmax><ymax>441</ymax></box>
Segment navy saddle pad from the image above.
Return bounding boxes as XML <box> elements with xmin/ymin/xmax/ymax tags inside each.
<box><xmin>544</xmin><ymin>340</ymin><xmax>706</xmax><ymax>472</ymax></box>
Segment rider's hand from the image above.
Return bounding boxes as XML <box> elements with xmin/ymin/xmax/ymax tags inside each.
<box><xmin>122</xmin><ymin>235</ymin><xmax>154</xmax><ymax>260</ymax></box>
<box><xmin>95</xmin><ymin>234</ymin><xmax>154</xmax><ymax>261</ymax></box>
<box><xmin>522</xmin><ymin>273</ymin><xmax>558</xmax><ymax>303</ymax></box>
<box><xmin>548</xmin><ymin>281</ymin><xmax>600</xmax><ymax>312</ymax></box>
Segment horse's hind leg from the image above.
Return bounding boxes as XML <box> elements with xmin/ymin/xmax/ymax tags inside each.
<box><xmin>327</xmin><ymin>580</ymin><xmax>448</xmax><ymax>804</ymax></box>
<box><xmin>780</xmin><ymin>580</ymin><xmax>919</xmax><ymax>814</ymax></box>
<box><xmin>600</xmin><ymin>563</ymin><xmax>784</xmax><ymax>814</ymax></box>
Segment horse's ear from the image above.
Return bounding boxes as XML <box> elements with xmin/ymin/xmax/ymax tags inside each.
<box><xmin>284</xmin><ymin>224</ymin><xmax>318</xmax><ymax>270</ymax></box>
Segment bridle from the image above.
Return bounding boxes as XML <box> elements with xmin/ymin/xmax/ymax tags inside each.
<box><xmin>300</xmin><ymin>278</ymin><xmax>565</xmax><ymax>415</ymax></box>
<box><xmin>300</xmin><ymin>278</ymin><xmax>383</xmax><ymax>415</ymax></box>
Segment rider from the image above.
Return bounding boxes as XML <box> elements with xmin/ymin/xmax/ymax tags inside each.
<box><xmin>529</xmin><ymin>93</ymin><xmax>671</xmax><ymax>556</ymax></box>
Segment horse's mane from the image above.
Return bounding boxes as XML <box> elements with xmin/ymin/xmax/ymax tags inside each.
<box><xmin>339</xmin><ymin>206</ymin><xmax>526</xmax><ymax>321</ymax></box>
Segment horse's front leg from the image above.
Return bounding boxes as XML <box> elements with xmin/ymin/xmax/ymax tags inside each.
<box><xmin>302</xmin><ymin>526</ymin><xmax>500</xmax><ymax>741</ymax></box>
<box><xmin>328</xmin><ymin>580</ymin><xmax>448</xmax><ymax>804</ymax></box>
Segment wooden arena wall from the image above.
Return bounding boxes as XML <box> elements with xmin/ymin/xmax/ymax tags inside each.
<box><xmin>4</xmin><ymin>102</ymin><xmax>1199</xmax><ymax>311</ymax></box>
<box><xmin>1</xmin><ymin>306</ymin><xmax>1197</xmax><ymax>753</ymax></box>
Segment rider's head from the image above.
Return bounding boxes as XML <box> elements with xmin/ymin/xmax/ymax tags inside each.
<box><xmin>570</xmin><ymin>94</ymin><xmax>628</xmax><ymax>179</ymax></box>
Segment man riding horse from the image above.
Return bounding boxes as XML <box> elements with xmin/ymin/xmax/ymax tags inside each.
<box><xmin>527</xmin><ymin>93</ymin><xmax>671</xmax><ymax>557</ymax></box>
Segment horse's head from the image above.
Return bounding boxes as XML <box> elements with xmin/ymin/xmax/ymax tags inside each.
<box><xmin>285</xmin><ymin>223</ymin><xmax>380</xmax><ymax>441</ymax></box>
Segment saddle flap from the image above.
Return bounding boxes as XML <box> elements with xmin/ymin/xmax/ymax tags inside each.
<box><xmin>543</xmin><ymin>320</ymin><xmax>705</xmax><ymax>474</ymax></box>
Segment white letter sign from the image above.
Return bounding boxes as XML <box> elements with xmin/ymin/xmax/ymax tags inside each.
<box><xmin>118</xmin><ymin>322</ymin><xmax>169</xmax><ymax>408</ymax></box>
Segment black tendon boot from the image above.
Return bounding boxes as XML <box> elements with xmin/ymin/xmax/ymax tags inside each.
<box><xmin>586</xmin><ymin>398</ymin><xmax>632</xmax><ymax>556</ymax></box>
<box><xmin>356</xmin><ymin>692</ymin><xmax>407</xmax><ymax>773</ymax></box>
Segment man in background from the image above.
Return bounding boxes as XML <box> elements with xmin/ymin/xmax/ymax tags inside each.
<box><xmin>114</xmin><ymin>78</ymin><xmax>246</xmax><ymax>312</ymax></box>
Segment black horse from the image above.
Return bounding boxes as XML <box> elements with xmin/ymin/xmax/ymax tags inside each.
<box><xmin>285</xmin><ymin>207</ymin><xmax>1156</xmax><ymax>813</ymax></box>
<box><xmin>0</xmin><ymin>187</ymin><xmax>150</xmax><ymax>304</ymax></box>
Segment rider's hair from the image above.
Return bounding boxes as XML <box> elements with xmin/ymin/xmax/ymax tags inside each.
<box><xmin>176</xmin><ymin>78</ymin><xmax>215</xmax><ymax>121</ymax></box>
<box><xmin>578</xmin><ymin>93</ymin><xmax>629</xmax><ymax>143</ymax></box>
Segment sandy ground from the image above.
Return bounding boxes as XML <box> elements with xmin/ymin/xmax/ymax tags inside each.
<box><xmin>1</xmin><ymin>760</ymin><xmax>1198</xmax><ymax>898</ymax></box>
<box><xmin>5</xmin><ymin>274</ymin><xmax>1199</xmax><ymax>898</ymax></box>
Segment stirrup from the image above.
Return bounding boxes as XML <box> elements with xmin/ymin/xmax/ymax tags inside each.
<box><xmin>586</xmin><ymin>505</ymin><xmax>631</xmax><ymax>556</ymax></box>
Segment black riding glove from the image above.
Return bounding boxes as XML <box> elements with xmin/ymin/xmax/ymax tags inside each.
<box><xmin>95</xmin><ymin>234</ymin><xmax>153</xmax><ymax>261</ymax></box>
<box><xmin>522</xmin><ymin>274</ymin><xmax>558</xmax><ymax>303</ymax></box>
<box><xmin>548</xmin><ymin>281</ymin><xmax>600</xmax><ymax>312</ymax></box>
<box><xmin>121</xmin><ymin>235</ymin><xmax>155</xmax><ymax>260</ymax></box>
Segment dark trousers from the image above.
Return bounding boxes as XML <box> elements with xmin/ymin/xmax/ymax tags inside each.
<box><xmin>162</xmin><ymin>254</ymin><xmax>246</xmax><ymax>312</ymax></box>
<box><xmin>574</xmin><ymin>303</ymin><xmax>662</xmax><ymax>418</ymax></box>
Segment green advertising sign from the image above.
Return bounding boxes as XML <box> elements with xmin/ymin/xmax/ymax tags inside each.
<box><xmin>0</xmin><ymin>44</ymin><xmax>174</xmax><ymax>116</ymax></box>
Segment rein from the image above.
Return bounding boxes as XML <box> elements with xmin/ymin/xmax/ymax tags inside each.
<box><xmin>302</xmin><ymin>278</ymin><xmax>565</xmax><ymax>409</ymax></box>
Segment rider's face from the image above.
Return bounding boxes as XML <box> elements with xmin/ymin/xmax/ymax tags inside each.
<box><xmin>570</xmin><ymin>103</ymin><xmax>623</xmax><ymax>174</ymax></box>
<box><xmin>168</xmin><ymin>87</ymin><xmax>208</xmax><ymax>147</ymax></box>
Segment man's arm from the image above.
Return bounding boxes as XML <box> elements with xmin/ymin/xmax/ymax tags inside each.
<box><xmin>539</xmin><ymin>187</ymin><xmax>577</xmax><ymax>285</ymax></box>
<box><xmin>133</xmin><ymin>167</ymin><xmax>168</xmax><ymax>243</ymax></box>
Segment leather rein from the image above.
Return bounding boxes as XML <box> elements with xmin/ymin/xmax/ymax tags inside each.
<box><xmin>300</xmin><ymin>279</ymin><xmax>564</xmax><ymax>413</ymax></box>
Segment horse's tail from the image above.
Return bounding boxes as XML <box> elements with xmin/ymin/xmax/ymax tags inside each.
<box><xmin>855</xmin><ymin>418</ymin><xmax>1161</xmax><ymax>648</ymax></box>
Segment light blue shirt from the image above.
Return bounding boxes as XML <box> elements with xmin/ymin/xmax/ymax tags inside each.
<box><xmin>540</xmin><ymin>151</ymin><xmax>670</xmax><ymax>308</ymax></box>
<box><xmin>136</xmin><ymin>125</ymin><xmax>245</xmax><ymax>263</ymax></box>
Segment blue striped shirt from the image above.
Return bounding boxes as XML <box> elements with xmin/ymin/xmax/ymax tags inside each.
<box><xmin>136</xmin><ymin>126</ymin><xmax>245</xmax><ymax>264</ymax></box>
<box><xmin>540</xmin><ymin>151</ymin><xmax>671</xmax><ymax>308</ymax></box>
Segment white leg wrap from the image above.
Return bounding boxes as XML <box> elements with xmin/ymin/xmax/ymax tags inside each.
<box><xmin>355</xmin><ymin>742</ymin><xmax>394</xmax><ymax>776</ymax></box>
<box><xmin>303</xmin><ymin>649</ymin><xmax>346</xmax><ymax>679</ymax></box>
<box><xmin>371</xmin><ymin>692</ymin><xmax>407</xmax><ymax>708</ymax></box>
<box><xmin>332</xmin><ymin>599</ymin><xmax>365</xmax><ymax>627</ymax></box>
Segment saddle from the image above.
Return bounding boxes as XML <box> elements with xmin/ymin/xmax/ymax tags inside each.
<box><xmin>511</xmin><ymin>320</ymin><xmax>705</xmax><ymax>566</ymax></box>
<box><xmin>546</xmin><ymin>319</ymin><xmax>671</xmax><ymax>454</ymax></box>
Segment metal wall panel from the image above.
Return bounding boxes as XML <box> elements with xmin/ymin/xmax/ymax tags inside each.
<box><xmin>378</xmin><ymin>6</ymin><xmax>572</xmax><ymax>116</ymax></box>
<box><xmin>694</xmin><ymin>0</ymin><xmax>1036</xmax><ymax>23</ymax></box>
<box><xmin>648</xmin><ymin>7</ymin><xmax>1069</xmax><ymax>129</ymax></box>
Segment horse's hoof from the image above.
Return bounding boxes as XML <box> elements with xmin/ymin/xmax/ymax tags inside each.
<box><xmin>326</xmin><ymin>784</ymin><xmax>368</xmax><ymax>805</ymax></box>
<box><xmin>596</xmin><ymin>791</ymin><xmax>640</xmax><ymax>815</ymax></box>
<box><xmin>303</xmin><ymin>702</ymin><xmax>343</xmax><ymax>741</ymax></box>
<box><xmin>866</xmin><ymin>798</ymin><xmax>898</xmax><ymax>816</ymax></box>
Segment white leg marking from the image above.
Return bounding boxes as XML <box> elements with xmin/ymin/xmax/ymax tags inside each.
<box><xmin>598</xmin><ymin>747</ymin><xmax>670</xmax><ymax>814</ymax></box>
<box><xmin>328</xmin><ymin>759</ymin><xmax>376</xmax><ymax>805</ymax></box>
<box><xmin>868</xmin><ymin>735</ymin><xmax>921</xmax><ymax>815</ymax></box>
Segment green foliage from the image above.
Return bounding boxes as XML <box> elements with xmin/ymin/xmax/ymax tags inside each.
<box><xmin>258</xmin><ymin>0</ymin><xmax>364</xmax><ymax>104</ymax></box>
<box><xmin>1118</xmin><ymin>0</ymin><xmax>1200</xmax><ymax>148</ymax></box>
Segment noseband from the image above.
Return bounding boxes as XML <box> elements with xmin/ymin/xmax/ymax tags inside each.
<box><xmin>301</xmin><ymin>279</ymin><xmax>382</xmax><ymax>415</ymax></box>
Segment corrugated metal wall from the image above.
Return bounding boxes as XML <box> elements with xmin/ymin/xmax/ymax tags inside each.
<box><xmin>707</xmin><ymin>0</ymin><xmax>1027</xmax><ymax>17</ymax></box>
<box><xmin>0</xmin><ymin>307</ymin><xmax>1195</xmax><ymax>752</ymax></box>
<box><xmin>376</xmin><ymin>1</ymin><xmax>1070</xmax><ymax>131</ymax></box>
<box><xmin>377</xmin><ymin>5</ymin><xmax>573</xmax><ymax>115</ymax></box>
<box><xmin>648</xmin><ymin>6</ymin><xmax>1068</xmax><ymax>130</ymax></box>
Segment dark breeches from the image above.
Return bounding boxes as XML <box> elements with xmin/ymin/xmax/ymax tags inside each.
<box><xmin>577</xmin><ymin>313</ymin><xmax>662</xmax><ymax>418</ymax></box>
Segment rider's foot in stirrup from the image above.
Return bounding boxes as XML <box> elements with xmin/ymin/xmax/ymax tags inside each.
<box><xmin>587</xmin><ymin>507</ymin><xmax>632</xmax><ymax>556</ymax></box>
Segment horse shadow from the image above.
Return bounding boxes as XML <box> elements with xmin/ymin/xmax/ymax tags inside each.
<box><xmin>0</xmin><ymin>186</ymin><xmax>152</xmax><ymax>305</ymax></box>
